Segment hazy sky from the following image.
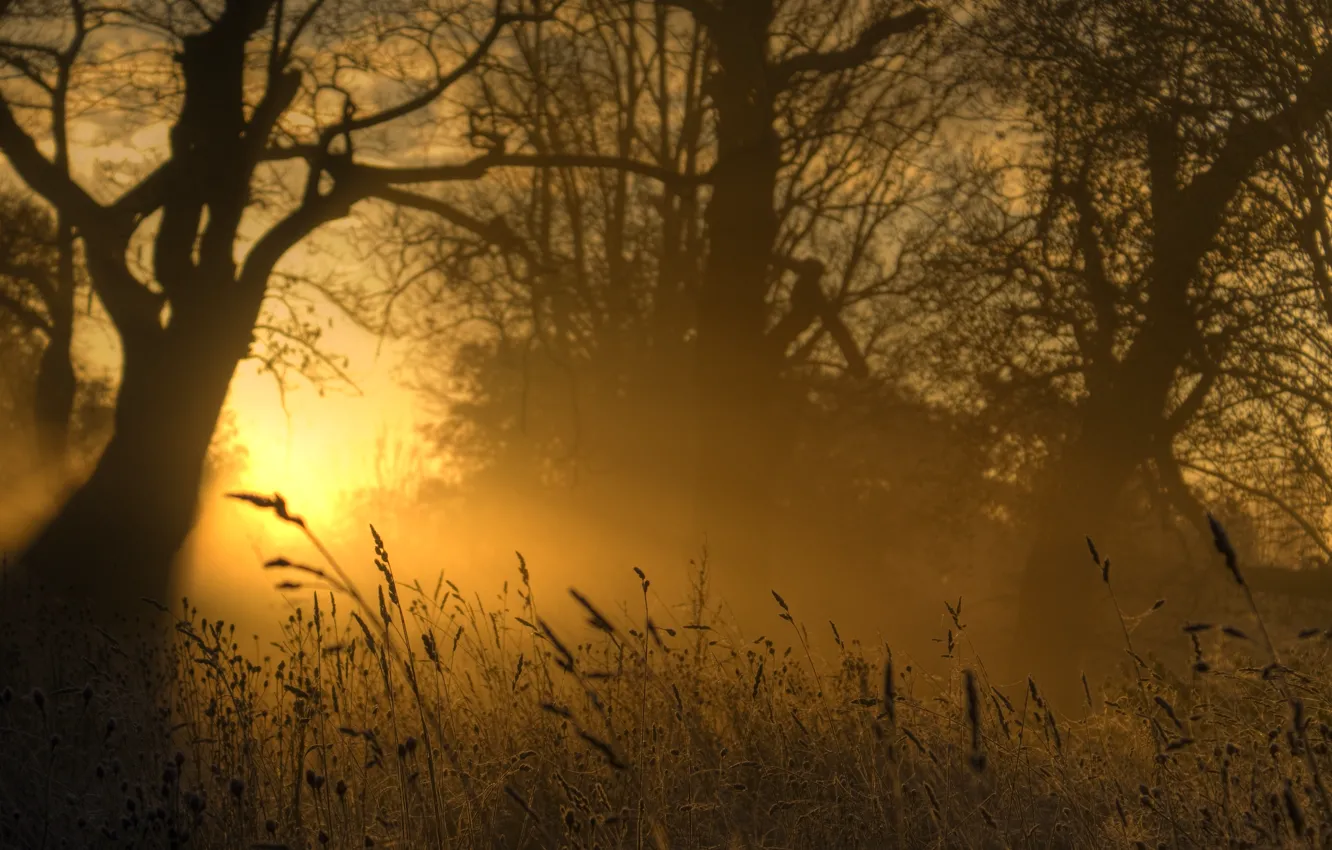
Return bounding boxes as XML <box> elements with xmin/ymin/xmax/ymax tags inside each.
<box><xmin>0</xmin><ymin>117</ymin><xmax>454</xmax><ymax>643</ymax></box>
<box><xmin>12</xmin><ymin>116</ymin><xmax>434</xmax><ymax>514</ymax></box>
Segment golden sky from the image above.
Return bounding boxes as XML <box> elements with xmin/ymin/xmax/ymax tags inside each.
<box><xmin>226</xmin><ymin>338</ymin><xmax>424</xmax><ymax>521</ymax></box>
<box><xmin>24</xmin><ymin>118</ymin><xmax>433</xmax><ymax>520</ymax></box>
<box><xmin>69</xmin><ymin>279</ymin><xmax>429</xmax><ymax>516</ymax></box>
<box><xmin>0</xmin><ymin>76</ymin><xmax>472</xmax><ymax>633</ymax></box>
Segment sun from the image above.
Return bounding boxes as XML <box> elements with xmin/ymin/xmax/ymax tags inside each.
<box><xmin>231</xmin><ymin>418</ymin><xmax>352</xmax><ymax>529</ymax></box>
<box><xmin>220</xmin><ymin>358</ymin><xmax>421</xmax><ymax>533</ymax></box>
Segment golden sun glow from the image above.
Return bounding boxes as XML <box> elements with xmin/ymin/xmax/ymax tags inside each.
<box><xmin>222</xmin><ymin>338</ymin><xmax>425</xmax><ymax>530</ymax></box>
<box><xmin>173</xmin><ymin>330</ymin><xmax>430</xmax><ymax>635</ymax></box>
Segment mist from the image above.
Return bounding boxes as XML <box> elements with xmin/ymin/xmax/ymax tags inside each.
<box><xmin>14</xmin><ymin>2</ymin><xmax>1332</xmax><ymax>846</ymax></box>
<box><xmin>5</xmin><ymin>0</ymin><xmax>1332</xmax><ymax>698</ymax></box>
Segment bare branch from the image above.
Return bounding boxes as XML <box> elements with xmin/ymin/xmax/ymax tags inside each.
<box><xmin>1180</xmin><ymin>458</ymin><xmax>1332</xmax><ymax>560</ymax></box>
<box><xmin>345</xmin><ymin>151</ymin><xmax>707</xmax><ymax>192</ymax></box>
<box><xmin>250</xmin><ymin>321</ymin><xmax>360</xmax><ymax>391</ymax></box>
<box><xmin>238</xmin><ymin>186</ymin><xmax>359</xmax><ymax>296</ymax></box>
<box><xmin>770</xmin><ymin>6</ymin><xmax>932</xmax><ymax>89</ymax></box>
<box><xmin>0</xmin><ymin>96</ymin><xmax>103</xmax><ymax>230</ymax></box>
<box><xmin>0</xmin><ymin>48</ymin><xmax>55</xmax><ymax>93</ymax></box>
<box><xmin>320</xmin><ymin>3</ymin><xmax>553</xmax><ymax>143</ymax></box>
<box><xmin>368</xmin><ymin>185</ymin><xmax>543</xmax><ymax>267</ymax></box>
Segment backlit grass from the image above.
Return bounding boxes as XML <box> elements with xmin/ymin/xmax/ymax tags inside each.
<box><xmin>3</xmin><ymin>504</ymin><xmax>1331</xmax><ymax>849</ymax></box>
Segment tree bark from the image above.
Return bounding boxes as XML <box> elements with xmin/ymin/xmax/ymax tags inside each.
<box><xmin>32</xmin><ymin>323</ymin><xmax>76</xmax><ymax>464</ymax></box>
<box><xmin>14</xmin><ymin>308</ymin><xmax>250</xmax><ymax>628</ymax></box>
<box><xmin>691</xmin><ymin>2</ymin><xmax>788</xmax><ymax>610</ymax></box>
<box><xmin>1012</xmin><ymin>322</ymin><xmax>1186</xmax><ymax>710</ymax></box>
<box><xmin>1012</xmin><ymin>416</ymin><xmax>1143</xmax><ymax>711</ymax></box>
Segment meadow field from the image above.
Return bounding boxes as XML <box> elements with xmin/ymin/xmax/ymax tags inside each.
<box><xmin>8</xmin><ymin>0</ymin><xmax>1332</xmax><ymax>847</ymax></box>
<box><xmin>3</xmin><ymin>505</ymin><xmax>1331</xmax><ymax>850</ymax></box>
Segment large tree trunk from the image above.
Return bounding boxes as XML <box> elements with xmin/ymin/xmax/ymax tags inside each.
<box><xmin>14</xmin><ymin>311</ymin><xmax>249</xmax><ymax>628</ymax></box>
<box><xmin>32</xmin><ymin>323</ymin><xmax>76</xmax><ymax>464</ymax></box>
<box><xmin>688</xmin><ymin>1</ymin><xmax>799</xmax><ymax>617</ymax></box>
<box><xmin>1012</xmin><ymin>421</ymin><xmax>1143</xmax><ymax>712</ymax></box>
<box><xmin>1012</xmin><ymin>331</ymin><xmax>1183</xmax><ymax>711</ymax></box>
<box><xmin>692</xmin><ymin>58</ymin><xmax>788</xmax><ymax>614</ymax></box>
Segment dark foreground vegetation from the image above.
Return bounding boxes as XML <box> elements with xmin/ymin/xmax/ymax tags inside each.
<box><xmin>4</xmin><ymin>507</ymin><xmax>1332</xmax><ymax>850</ymax></box>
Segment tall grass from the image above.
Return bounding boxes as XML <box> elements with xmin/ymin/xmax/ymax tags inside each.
<box><xmin>3</xmin><ymin>501</ymin><xmax>1332</xmax><ymax>849</ymax></box>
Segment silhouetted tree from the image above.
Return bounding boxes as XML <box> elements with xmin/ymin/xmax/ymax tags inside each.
<box><xmin>0</xmin><ymin>0</ymin><xmax>661</xmax><ymax>623</ymax></box>
<box><xmin>335</xmin><ymin>0</ymin><xmax>959</xmax><ymax>607</ymax></box>
<box><xmin>928</xmin><ymin>0</ymin><xmax>1332</xmax><ymax>705</ymax></box>
<box><xmin>640</xmin><ymin>0</ymin><xmax>944</xmax><ymax>589</ymax></box>
<box><xmin>0</xmin><ymin>191</ymin><xmax>80</xmax><ymax>465</ymax></box>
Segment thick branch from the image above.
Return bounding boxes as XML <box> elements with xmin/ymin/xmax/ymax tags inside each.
<box><xmin>1064</xmin><ymin>166</ymin><xmax>1119</xmax><ymax>370</ymax></box>
<box><xmin>0</xmin><ymin>95</ymin><xmax>162</xmax><ymax>332</ymax></box>
<box><xmin>1151</xmin><ymin>442</ymin><xmax>1208</xmax><ymax>539</ymax></box>
<box><xmin>768</xmin><ymin>256</ymin><xmax>870</xmax><ymax>378</ymax></box>
<box><xmin>369</xmin><ymin>185</ymin><xmax>544</xmax><ymax>267</ymax></box>
<box><xmin>1180</xmin><ymin>48</ymin><xmax>1332</xmax><ymax>242</ymax></box>
<box><xmin>245</xmin><ymin>67</ymin><xmax>303</xmax><ymax>160</ymax></box>
<box><xmin>766</xmin><ymin>259</ymin><xmax>823</xmax><ymax>356</ymax></box>
<box><xmin>342</xmin><ymin>151</ymin><xmax>707</xmax><ymax>193</ymax></box>
<box><xmin>770</xmin><ymin>6</ymin><xmax>932</xmax><ymax>89</ymax></box>
<box><xmin>109</xmin><ymin>164</ymin><xmax>172</xmax><ymax>228</ymax></box>
<box><xmin>276</xmin><ymin>0</ymin><xmax>329</xmax><ymax>67</ymax></box>
<box><xmin>238</xmin><ymin>186</ymin><xmax>358</xmax><ymax>300</ymax></box>
<box><xmin>1164</xmin><ymin>367</ymin><xmax>1219</xmax><ymax>436</ymax></box>
<box><xmin>0</xmin><ymin>97</ymin><xmax>103</xmax><ymax>229</ymax></box>
<box><xmin>821</xmin><ymin>303</ymin><xmax>871</xmax><ymax>379</ymax></box>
